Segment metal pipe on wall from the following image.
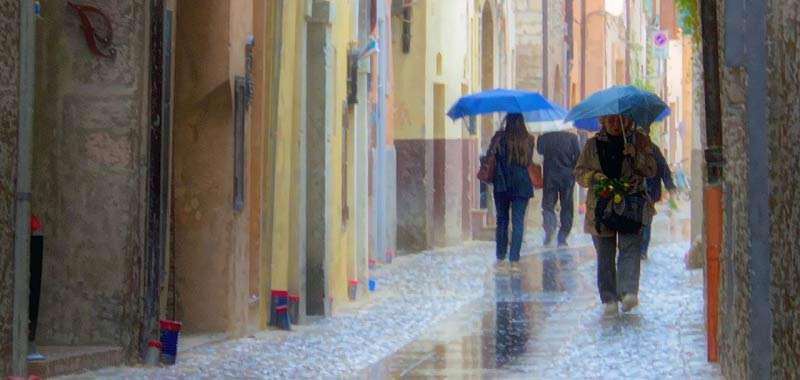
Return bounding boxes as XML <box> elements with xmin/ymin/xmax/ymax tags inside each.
<box><xmin>373</xmin><ymin>0</ymin><xmax>389</xmax><ymax>263</ymax></box>
<box><xmin>11</xmin><ymin>0</ymin><xmax>36</xmax><ymax>375</ymax></box>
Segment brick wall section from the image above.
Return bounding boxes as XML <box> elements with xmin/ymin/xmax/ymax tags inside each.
<box><xmin>0</xmin><ymin>0</ymin><xmax>20</xmax><ymax>374</ymax></box>
<box><xmin>766</xmin><ymin>0</ymin><xmax>800</xmax><ymax>376</ymax></box>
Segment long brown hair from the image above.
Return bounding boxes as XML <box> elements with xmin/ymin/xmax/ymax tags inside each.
<box><xmin>503</xmin><ymin>113</ymin><xmax>533</xmax><ymax>166</ymax></box>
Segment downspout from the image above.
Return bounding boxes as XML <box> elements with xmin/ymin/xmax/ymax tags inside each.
<box><xmin>374</xmin><ymin>0</ymin><xmax>388</xmax><ymax>263</ymax></box>
<box><xmin>698</xmin><ymin>0</ymin><xmax>722</xmax><ymax>363</ymax></box>
<box><xmin>624</xmin><ymin>0</ymin><xmax>630</xmax><ymax>83</ymax></box>
<box><xmin>580</xmin><ymin>0</ymin><xmax>586</xmax><ymax>99</ymax></box>
<box><xmin>542</xmin><ymin>0</ymin><xmax>548</xmax><ymax>96</ymax></box>
<box><xmin>12</xmin><ymin>0</ymin><xmax>36</xmax><ymax>375</ymax></box>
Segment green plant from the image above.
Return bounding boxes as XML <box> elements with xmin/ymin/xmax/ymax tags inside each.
<box><xmin>674</xmin><ymin>0</ymin><xmax>700</xmax><ymax>41</ymax></box>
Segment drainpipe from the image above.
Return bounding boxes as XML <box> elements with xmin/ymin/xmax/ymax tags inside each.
<box><xmin>374</xmin><ymin>0</ymin><xmax>388</xmax><ymax>262</ymax></box>
<box><xmin>542</xmin><ymin>0</ymin><xmax>548</xmax><ymax>97</ymax></box>
<box><xmin>624</xmin><ymin>0</ymin><xmax>630</xmax><ymax>83</ymax></box>
<box><xmin>580</xmin><ymin>0</ymin><xmax>586</xmax><ymax>99</ymax></box>
<box><xmin>12</xmin><ymin>0</ymin><xmax>36</xmax><ymax>375</ymax></box>
<box><xmin>698</xmin><ymin>0</ymin><xmax>723</xmax><ymax>363</ymax></box>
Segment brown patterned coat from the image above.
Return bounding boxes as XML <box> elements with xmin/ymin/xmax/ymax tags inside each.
<box><xmin>574</xmin><ymin>130</ymin><xmax>658</xmax><ymax>237</ymax></box>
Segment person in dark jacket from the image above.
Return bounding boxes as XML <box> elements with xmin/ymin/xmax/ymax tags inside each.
<box><xmin>537</xmin><ymin>130</ymin><xmax>581</xmax><ymax>246</ymax></box>
<box><xmin>641</xmin><ymin>144</ymin><xmax>676</xmax><ymax>259</ymax></box>
<box><xmin>489</xmin><ymin>113</ymin><xmax>535</xmax><ymax>273</ymax></box>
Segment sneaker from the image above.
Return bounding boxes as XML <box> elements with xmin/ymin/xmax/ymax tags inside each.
<box><xmin>543</xmin><ymin>232</ymin><xmax>555</xmax><ymax>247</ymax></box>
<box><xmin>495</xmin><ymin>261</ymin><xmax>509</xmax><ymax>273</ymax></box>
<box><xmin>621</xmin><ymin>293</ymin><xmax>639</xmax><ymax>312</ymax></box>
<box><xmin>510</xmin><ymin>262</ymin><xmax>522</xmax><ymax>273</ymax></box>
<box><xmin>641</xmin><ymin>252</ymin><xmax>648</xmax><ymax>260</ymax></box>
<box><xmin>557</xmin><ymin>240</ymin><xmax>568</xmax><ymax>247</ymax></box>
<box><xmin>603</xmin><ymin>302</ymin><xmax>618</xmax><ymax>317</ymax></box>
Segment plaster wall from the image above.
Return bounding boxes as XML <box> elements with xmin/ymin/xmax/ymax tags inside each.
<box><xmin>0</xmin><ymin>0</ymin><xmax>20</xmax><ymax>373</ymax></box>
<box><xmin>30</xmin><ymin>0</ymin><xmax>148</xmax><ymax>350</ymax></box>
<box><xmin>171</xmin><ymin>0</ymin><xmax>255</xmax><ymax>335</ymax></box>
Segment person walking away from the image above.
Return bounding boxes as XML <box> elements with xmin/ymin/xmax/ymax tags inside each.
<box><xmin>537</xmin><ymin>130</ymin><xmax>581</xmax><ymax>247</ymax></box>
<box><xmin>489</xmin><ymin>113</ymin><xmax>536</xmax><ymax>273</ymax></box>
<box><xmin>574</xmin><ymin>115</ymin><xmax>656</xmax><ymax>315</ymax></box>
<box><xmin>641</xmin><ymin>144</ymin><xmax>676</xmax><ymax>260</ymax></box>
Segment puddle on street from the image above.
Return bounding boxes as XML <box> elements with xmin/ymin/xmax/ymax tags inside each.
<box><xmin>356</xmin><ymin>245</ymin><xmax>596</xmax><ymax>379</ymax></box>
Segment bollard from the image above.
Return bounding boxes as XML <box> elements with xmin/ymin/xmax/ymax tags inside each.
<box><xmin>270</xmin><ymin>290</ymin><xmax>289</xmax><ymax>327</ymax></box>
<box><xmin>145</xmin><ymin>339</ymin><xmax>161</xmax><ymax>366</ymax></box>
<box><xmin>348</xmin><ymin>279</ymin><xmax>359</xmax><ymax>301</ymax></box>
<box><xmin>275</xmin><ymin>305</ymin><xmax>291</xmax><ymax>330</ymax></box>
<box><xmin>159</xmin><ymin>320</ymin><xmax>182</xmax><ymax>365</ymax></box>
<box><xmin>288</xmin><ymin>294</ymin><xmax>300</xmax><ymax>324</ymax></box>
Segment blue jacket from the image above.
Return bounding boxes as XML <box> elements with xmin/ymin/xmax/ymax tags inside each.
<box><xmin>646</xmin><ymin>146</ymin><xmax>675</xmax><ymax>202</ymax></box>
<box><xmin>491</xmin><ymin>131</ymin><xmax>535</xmax><ymax>199</ymax></box>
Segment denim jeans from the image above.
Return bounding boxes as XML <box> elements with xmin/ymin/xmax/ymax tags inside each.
<box><xmin>495</xmin><ymin>193</ymin><xmax>530</xmax><ymax>262</ymax></box>
<box><xmin>640</xmin><ymin>223</ymin><xmax>652</xmax><ymax>256</ymax></box>
<box><xmin>592</xmin><ymin>232</ymin><xmax>643</xmax><ymax>303</ymax></box>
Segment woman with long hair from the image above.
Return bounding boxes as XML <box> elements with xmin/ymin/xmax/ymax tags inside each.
<box><xmin>488</xmin><ymin>113</ymin><xmax>535</xmax><ymax>273</ymax></box>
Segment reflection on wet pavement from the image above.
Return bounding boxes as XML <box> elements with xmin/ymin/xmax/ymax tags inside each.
<box><xmin>359</xmin><ymin>226</ymin><xmax>721</xmax><ymax>379</ymax></box>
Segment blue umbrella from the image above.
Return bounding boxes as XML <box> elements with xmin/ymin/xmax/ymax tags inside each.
<box><xmin>447</xmin><ymin>89</ymin><xmax>566</xmax><ymax>122</ymax></box>
<box><xmin>569</xmin><ymin>106</ymin><xmax>670</xmax><ymax>132</ymax></box>
<box><xmin>565</xmin><ymin>85</ymin><xmax>668</xmax><ymax>131</ymax></box>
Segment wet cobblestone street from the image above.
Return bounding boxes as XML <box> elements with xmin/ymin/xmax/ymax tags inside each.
<box><xmin>60</xmin><ymin>210</ymin><xmax>720</xmax><ymax>379</ymax></box>
<box><xmin>361</xmin><ymin>228</ymin><xmax>722</xmax><ymax>379</ymax></box>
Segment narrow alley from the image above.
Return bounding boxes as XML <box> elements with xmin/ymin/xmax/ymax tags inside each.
<box><xmin>2</xmin><ymin>0</ymin><xmax>798</xmax><ymax>379</ymax></box>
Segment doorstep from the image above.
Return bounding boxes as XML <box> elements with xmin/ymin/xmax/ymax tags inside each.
<box><xmin>27</xmin><ymin>345</ymin><xmax>124</xmax><ymax>378</ymax></box>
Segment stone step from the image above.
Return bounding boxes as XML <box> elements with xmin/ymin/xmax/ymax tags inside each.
<box><xmin>27</xmin><ymin>345</ymin><xmax>124</xmax><ymax>378</ymax></box>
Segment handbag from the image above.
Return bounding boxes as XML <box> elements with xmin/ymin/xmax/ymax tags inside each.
<box><xmin>595</xmin><ymin>191</ymin><xmax>647</xmax><ymax>234</ymax></box>
<box><xmin>477</xmin><ymin>153</ymin><xmax>496</xmax><ymax>183</ymax></box>
<box><xmin>477</xmin><ymin>133</ymin><xmax>503</xmax><ymax>184</ymax></box>
<box><xmin>527</xmin><ymin>163</ymin><xmax>543</xmax><ymax>189</ymax></box>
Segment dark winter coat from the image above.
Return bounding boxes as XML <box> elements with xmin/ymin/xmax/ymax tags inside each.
<box><xmin>646</xmin><ymin>146</ymin><xmax>676</xmax><ymax>203</ymax></box>
<box><xmin>490</xmin><ymin>131</ymin><xmax>536</xmax><ymax>199</ymax></box>
<box><xmin>536</xmin><ymin>131</ymin><xmax>581</xmax><ymax>186</ymax></box>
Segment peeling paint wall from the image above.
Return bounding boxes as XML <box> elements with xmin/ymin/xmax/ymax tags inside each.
<box><xmin>0</xmin><ymin>0</ymin><xmax>20</xmax><ymax>373</ymax></box>
<box><xmin>766</xmin><ymin>0</ymin><xmax>800</xmax><ymax>376</ymax></box>
<box><xmin>30</xmin><ymin>0</ymin><xmax>148</xmax><ymax>352</ymax></box>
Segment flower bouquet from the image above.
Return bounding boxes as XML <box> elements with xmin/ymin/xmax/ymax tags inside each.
<box><xmin>592</xmin><ymin>177</ymin><xmax>632</xmax><ymax>204</ymax></box>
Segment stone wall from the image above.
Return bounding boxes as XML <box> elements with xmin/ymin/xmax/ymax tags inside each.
<box><xmin>716</xmin><ymin>0</ymin><xmax>751</xmax><ymax>377</ymax></box>
<box><xmin>30</xmin><ymin>0</ymin><xmax>148</xmax><ymax>351</ymax></box>
<box><xmin>766</xmin><ymin>0</ymin><xmax>800</xmax><ymax>376</ymax></box>
<box><xmin>514</xmin><ymin>0</ymin><xmax>543</xmax><ymax>91</ymax></box>
<box><xmin>716</xmin><ymin>0</ymin><xmax>800</xmax><ymax>377</ymax></box>
<box><xmin>0</xmin><ymin>0</ymin><xmax>20</xmax><ymax>374</ymax></box>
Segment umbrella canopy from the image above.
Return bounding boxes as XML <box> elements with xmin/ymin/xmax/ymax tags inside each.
<box><xmin>447</xmin><ymin>89</ymin><xmax>566</xmax><ymax>122</ymax></box>
<box><xmin>565</xmin><ymin>85</ymin><xmax>668</xmax><ymax>131</ymax></box>
<box><xmin>568</xmin><ymin>107</ymin><xmax>670</xmax><ymax>132</ymax></box>
<box><xmin>526</xmin><ymin>120</ymin><xmax>572</xmax><ymax>133</ymax></box>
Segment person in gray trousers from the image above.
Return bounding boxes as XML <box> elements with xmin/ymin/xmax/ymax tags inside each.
<box><xmin>574</xmin><ymin>116</ymin><xmax>657</xmax><ymax>316</ymax></box>
<box><xmin>537</xmin><ymin>130</ymin><xmax>581</xmax><ymax>247</ymax></box>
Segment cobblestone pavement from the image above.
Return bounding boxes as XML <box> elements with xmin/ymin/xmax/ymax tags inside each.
<box><xmin>59</xmin><ymin>242</ymin><xmax>503</xmax><ymax>379</ymax></box>
<box><xmin>61</xmin><ymin>206</ymin><xmax>714</xmax><ymax>379</ymax></box>
<box><xmin>360</xmin><ymin>233</ymin><xmax>722</xmax><ymax>378</ymax></box>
